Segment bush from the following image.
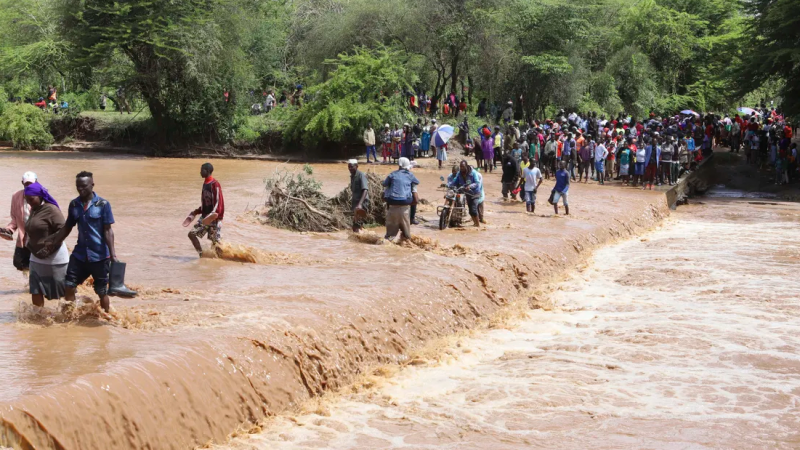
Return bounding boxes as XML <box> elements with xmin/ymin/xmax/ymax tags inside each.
<box><xmin>0</xmin><ymin>87</ymin><xmax>7</xmax><ymax>117</ymax></box>
<box><xmin>59</xmin><ymin>92</ymin><xmax>85</xmax><ymax>117</ymax></box>
<box><xmin>284</xmin><ymin>47</ymin><xmax>416</xmax><ymax>151</ymax></box>
<box><xmin>0</xmin><ymin>103</ymin><xmax>55</xmax><ymax>149</ymax></box>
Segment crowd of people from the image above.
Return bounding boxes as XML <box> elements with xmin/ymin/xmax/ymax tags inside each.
<box><xmin>357</xmin><ymin>104</ymin><xmax>797</xmax><ymax>238</ymax></box>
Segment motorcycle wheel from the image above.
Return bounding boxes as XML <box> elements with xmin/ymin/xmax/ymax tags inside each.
<box><xmin>439</xmin><ymin>207</ymin><xmax>451</xmax><ymax>230</ymax></box>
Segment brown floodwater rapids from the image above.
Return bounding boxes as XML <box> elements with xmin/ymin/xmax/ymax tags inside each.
<box><xmin>217</xmin><ymin>198</ymin><xmax>800</xmax><ymax>450</ymax></box>
<box><xmin>0</xmin><ymin>150</ymin><xmax>670</xmax><ymax>449</ymax></box>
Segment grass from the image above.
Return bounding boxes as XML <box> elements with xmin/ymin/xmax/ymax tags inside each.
<box><xmin>81</xmin><ymin>109</ymin><xmax>152</xmax><ymax>128</ymax></box>
<box><xmin>78</xmin><ymin>109</ymin><xmax>155</xmax><ymax>144</ymax></box>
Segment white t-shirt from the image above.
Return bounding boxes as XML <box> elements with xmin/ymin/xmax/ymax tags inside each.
<box><xmin>594</xmin><ymin>144</ymin><xmax>608</xmax><ymax>162</ymax></box>
<box><xmin>30</xmin><ymin>242</ymin><xmax>69</xmax><ymax>265</ymax></box>
<box><xmin>636</xmin><ymin>147</ymin><xmax>646</xmax><ymax>163</ymax></box>
<box><xmin>523</xmin><ymin>166</ymin><xmax>543</xmax><ymax>192</ymax></box>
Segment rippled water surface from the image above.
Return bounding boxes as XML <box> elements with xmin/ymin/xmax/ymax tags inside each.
<box><xmin>223</xmin><ymin>199</ymin><xmax>800</xmax><ymax>450</ymax></box>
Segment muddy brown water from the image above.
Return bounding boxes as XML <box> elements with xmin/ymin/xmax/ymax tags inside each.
<box><xmin>218</xmin><ymin>199</ymin><xmax>800</xmax><ymax>450</ymax></box>
<box><xmin>0</xmin><ymin>151</ymin><xmax>669</xmax><ymax>449</ymax></box>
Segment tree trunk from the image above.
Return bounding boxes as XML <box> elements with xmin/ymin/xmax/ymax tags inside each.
<box><xmin>449</xmin><ymin>49</ymin><xmax>459</xmax><ymax>97</ymax></box>
<box><xmin>467</xmin><ymin>75</ymin><xmax>473</xmax><ymax>107</ymax></box>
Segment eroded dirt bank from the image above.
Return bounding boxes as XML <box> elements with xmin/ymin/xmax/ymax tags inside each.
<box><xmin>0</xmin><ymin>153</ymin><xmax>668</xmax><ymax>449</ymax></box>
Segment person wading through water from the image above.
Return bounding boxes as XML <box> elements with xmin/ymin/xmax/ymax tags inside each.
<box><xmin>1</xmin><ymin>171</ymin><xmax>38</xmax><ymax>271</ymax></box>
<box><xmin>450</xmin><ymin>160</ymin><xmax>482</xmax><ymax>227</ymax></box>
<box><xmin>185</xmin><ymin>163</ymin><xmax>225</xmax><ymax>256</ymax></box>
<box><xmin>382</xmin><ymin>157</ymin><xmax>419</xmax><ymax>241</ymax></box>
<box><xmin>48</xmin><ymin>171</ymin><xmax>137</xmax><ymax>313</ymax></box>
<box><xmin>347</xmin><ymin>159</ymin><xmax>369</xmax><ymax>233</ymax></box>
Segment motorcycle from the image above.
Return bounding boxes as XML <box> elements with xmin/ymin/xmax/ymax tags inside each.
<box><xmin>437</xmin><ymin>177</ymin><xmax>468</xmax><ymax>230</ymax></box>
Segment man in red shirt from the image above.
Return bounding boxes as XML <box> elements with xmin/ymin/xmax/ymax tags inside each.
<box><xmin>185</xmin><ymin>162</ymin><xmax>225</xmax><ymax>256</ymax></box>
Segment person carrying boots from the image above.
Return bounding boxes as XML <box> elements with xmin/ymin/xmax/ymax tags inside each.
<box><xmin>47</xmin><ymin>171</ymin><xmax>137</xmax><ymax>313</ymax></box>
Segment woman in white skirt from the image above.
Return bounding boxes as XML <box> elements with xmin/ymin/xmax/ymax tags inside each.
<box><xmin>437</xmin><ymin>143</ymin><xmax>448</xmax><ymax>169</ymax></box>
<box><xmin>24</xmin><ymin>182</ymin><xmax>69</xmax><ymax>306</ymax></box>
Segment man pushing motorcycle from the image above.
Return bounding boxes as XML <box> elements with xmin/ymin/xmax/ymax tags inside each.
<box><xmin>450</xmin><ymin>160</ymin><xmax>483</xmax><ymax>227</ymax></box>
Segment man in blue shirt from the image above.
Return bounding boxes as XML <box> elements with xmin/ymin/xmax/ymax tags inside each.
<box><xmin>451</xmin><ymin>160</ymin><xmax>482</xmax><ymax>227</ymax></box>
<box><xmin>382</xmin><ymin>158</ymin><xmax>419</xmax><ymax>240</ymax></box>
<box><xmin>552</xmin><ymin>161</ymin><xmax>570</xmax><ymax>215</ymax></box>
<box><xmin>49</xmin><ymin>171</ymin><xmax>119</xmax><ymax>312</ymax></box>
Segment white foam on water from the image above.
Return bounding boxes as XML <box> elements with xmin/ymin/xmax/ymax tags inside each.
<box><xmin>219</xmin><ymin>200</ymin><xmax>800</xmax><ymax>450</ymax></box>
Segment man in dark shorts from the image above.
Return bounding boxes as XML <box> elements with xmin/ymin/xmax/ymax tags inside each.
<box><xmin>347</xmin><ymin>159</ymin><xmax>369</xmax><ymax>232</ymax></box>
<box><xmin>49</xmin><ymin>171</ymin><xmax>120</xmax><ymax>312</ymax></box>
<box><xmin>187</xmin><ymin>162</ymin><xmax>225</xmax><ymax>256</ymax></box>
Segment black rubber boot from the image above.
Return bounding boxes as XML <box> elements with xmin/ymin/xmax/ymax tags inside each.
<box><xmin>108</xmin><ymin>261</ymin><xmax>138</xmax><ymax>297</ymax></box>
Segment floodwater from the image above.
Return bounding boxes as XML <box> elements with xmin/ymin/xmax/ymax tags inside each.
<box><xmin>220</xmin><ymin>198</ymin><xmax>800</xmax><ymax>449</ymax></box>
<box><xmin>0</xmin><ymin>152</ymin><xmax>395</xmax><ymax>404</ymax></box>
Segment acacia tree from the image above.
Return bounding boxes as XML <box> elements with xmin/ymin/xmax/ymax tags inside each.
<box><xmin>64</xmin><ymin>0</ymin><xmax>245</xmax><ymax>145</ymax></box>
<box><xmin>738</xmin><ymin>0</ymin><xmax>800</xmax><ymax>115</ymax></box>
<box><xmin>0</xmin><ymin>0</ymin><xmax>70</xmax><ymax>92</ymax></box>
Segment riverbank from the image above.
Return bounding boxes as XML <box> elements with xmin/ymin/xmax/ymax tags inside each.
<box><xmin>0</xmin><ymin>153</ymin><xmax>670</xmax><ymax>449</ymax></box>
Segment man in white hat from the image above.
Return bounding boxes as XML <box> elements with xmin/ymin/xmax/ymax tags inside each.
<box><xmin>382</xmin><ymin>157</ymin><xmax>419</xmax><ymax>240</ymax></box>
<box><xmin>347</xmin><ymin>159</ymin><xmax>369</xmax><ymax>232</ymax></box>
<box><xmin>1</xmin><ymin>171</ymin><xmax>38</xmax><ymax>270</ymax></box>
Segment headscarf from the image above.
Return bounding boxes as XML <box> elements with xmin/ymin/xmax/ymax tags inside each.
<box><xmin>23</xmin><ymin>182</ymin><xmax>59</xmax><ymax>208</ymax></box>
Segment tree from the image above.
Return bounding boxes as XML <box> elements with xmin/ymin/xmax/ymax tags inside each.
<box><xmin>63</xmin><ymin>0</ymin><xmax>247</xmax><ymax>145</ymax></box>
<box><xmin>284</xmin><ymin>47</ymin><xmax>416</xmax><ymax>151</ymax></box>
<box><xmin>738</xmin><ymin>0</ymin><xmax>800</xmax><ymax>115</ymax></box>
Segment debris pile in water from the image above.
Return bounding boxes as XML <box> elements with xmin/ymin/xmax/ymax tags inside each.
<box><xmin>331</xmin><ymin>172</ymin><xmax>386</xmax><ymax>226</ymax></box>
<box><xmin>260</xmin><ymin>165</ymin><xmax>385</xmax><ymax>232</ymax></box>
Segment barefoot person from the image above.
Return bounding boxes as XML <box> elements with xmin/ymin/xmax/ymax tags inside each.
<box><xmin>522</xmin><ymin>161</ymin><xmax>543</xmax><ymax>214</ymax></box>
<box><xmin>186</xmin><ymin>163</ymin><xmax>225</xmax><ymax>256</ymax></box>
<box><xmin>48</xmin><ymin>171</ymin><xmax>131</xmax><ymax>313</ymax></box>
<box><xmin>0</xmin><ymin>171</ymin><xmax>38</xmax><ymax>271</ymax></box>
<box><xmin>347</xmin><ymin>159</ymin><xmax>369</xmax><ymax>232</ymax></box>
<box><xmin>24</xmin><ymin>182</ymin><xmax>69</xmax><ymax>307</ymax></box>
<box><xmin>552</xmin><ymin>161</ymin><xmax>570</xmax><ymax>216</ymax></box>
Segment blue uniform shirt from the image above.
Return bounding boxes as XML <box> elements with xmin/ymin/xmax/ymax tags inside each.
<box><xmin>554</xmin><ymin>169</ymin><xmax>570</xmax><ymax>193</ymax></box>
<box><xmin>65</xmin><ymin>193</ymin><xmax>115</xmax><ymax>262</ymax></box>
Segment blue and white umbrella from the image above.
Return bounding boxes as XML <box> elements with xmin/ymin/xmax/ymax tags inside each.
<box><xmin>680</xmin><ymin>109</ymin><xmax>699</xmax><ymax>117</ymax></box>
<box><xmin>434</xmin><ymin>125</ymin><xmax>455</xmax><ymax>147</ymax></box>
<box><xmin>737</xmin><ymin>107</ymin><xmax>755</xmax><ymax>115</ymax></box>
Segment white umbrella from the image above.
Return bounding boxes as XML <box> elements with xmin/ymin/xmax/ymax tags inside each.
<box><xmin>434</xmin><ymin>125</ymin><xmax>455</xmax><ymax>147</ymax></box>
<box><xmin>737</xmin><ymin>107</ymin><xmax>755</xmax><ymax>115</ymax></box>
<box><xmin>680</xmin><ymin>110</ymin><xmax>699</xmax><ymax>117</ymax></box>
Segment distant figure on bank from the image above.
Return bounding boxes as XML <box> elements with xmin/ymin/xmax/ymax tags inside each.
<box><xmin>1</xmin><ymin>171</ymin><xmax>38</xmax><ymax>271</ymax></box>
<box><xmin>363</xmin><ymin>122</ymin><xmax>377</xmax><ymax>164</ymax></box>
<box><xmin>186</xmin><ymin>163</ymin><xmax>225</xmax><ymax>256</ymax></box>
<box><xmin>347</xmin><ymin>159</ymin><xmax>369</xmax><ymax>233</ymax></box>
<box><xmin>49</xmin><ymin>171</ymin><xmax>136</xmax><ymax>313</ymax></box>
<box><xmin>552</xmin><ymin>161</ymin><xmax>570</xmax><ymax>216</ymax></box>
<box><xmin>24</xmin><ymin>181</ymin><xmax>68</xmax><ymax>306</ymax></box>
<box><xmin>382</xmin><ymin>157</ymin><xmax>419</xmax><ymax>241</ymax></box>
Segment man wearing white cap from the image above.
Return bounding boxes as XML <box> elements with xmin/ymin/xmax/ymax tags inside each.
<box><xmin>382</xmin><ymin>157</ymin><xmax>419</xmax><ymax>240</ymax></box>
<box><xmin>347</xmin><ymin>159</ymin><xmax>369</xmax><ymax>232</ymax></box>
<box><xmin>1</xmin><ymin>172</ymin><xmax>38</xmax><ymax>271</ymax></box>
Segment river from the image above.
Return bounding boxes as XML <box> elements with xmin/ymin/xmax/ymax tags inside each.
<box><xmin>219</xmin><ymin>197</ymin><xmax>800</xmax><ymax>449</ymax></box>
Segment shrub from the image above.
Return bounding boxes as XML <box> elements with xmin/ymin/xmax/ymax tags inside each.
<box><xmin>0</xmin><ymin>103</ymin><xmax>55</xmax><ymax>149</ymax></box>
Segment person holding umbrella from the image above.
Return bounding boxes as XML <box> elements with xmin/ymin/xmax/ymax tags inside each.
<box><xmin>434</xmin><ymin>124</ymin><xmax>454</xmax><ymax>169</ymax></box>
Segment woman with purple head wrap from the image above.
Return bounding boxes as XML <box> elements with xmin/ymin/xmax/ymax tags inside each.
<box><xmin>24</xmin><ymin>181</ymin><xmax>69</xmax><ymax>306</ymax></box>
